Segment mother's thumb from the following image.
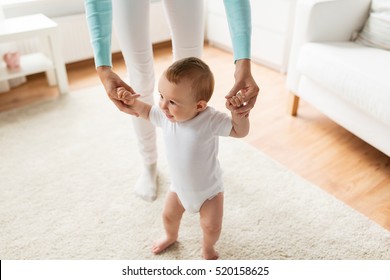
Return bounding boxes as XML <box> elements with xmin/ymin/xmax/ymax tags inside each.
<box><xmin>226</xmin><ymin>83</ymin><xmax>241</xmax><ymax>98</ymax></box>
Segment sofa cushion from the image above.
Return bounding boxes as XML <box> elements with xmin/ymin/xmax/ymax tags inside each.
<box><xmin>297</xmin><ymin>42</ymin><xmax>390</xmax><ymax>126</ymax></box>
<box><xmin>355</xmin><ymin>0</ymin><xmax>390</xmax><ymax>51</ymax></box>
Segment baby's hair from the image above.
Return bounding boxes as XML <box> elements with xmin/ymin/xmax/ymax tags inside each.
<box><xmin>164</xmin><ymin>57</ymin><xmax>214</xmax><ymax>102</ymax></box>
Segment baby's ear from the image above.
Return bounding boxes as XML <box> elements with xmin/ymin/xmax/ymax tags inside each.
<box><xmin>196</xmin><ymin>100</ymin><xmax>207</xmax><ymax>112</ymax></box>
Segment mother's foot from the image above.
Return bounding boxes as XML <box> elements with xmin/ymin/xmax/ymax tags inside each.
<box><xmin>152</xmin><ymin>237</ymin><xmax>176</xmax><ymax>254</ymax></box>
<box><xmin>134</xmin><ymin>163</ymin><xmax>157</xmax><ymax>202</ymax></box>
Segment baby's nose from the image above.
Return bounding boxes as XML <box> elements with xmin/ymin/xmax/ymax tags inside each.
<box><xmin>160</xmin><ymin>100</ymin><xmax>168</xmax><ymax>109</ymax></box>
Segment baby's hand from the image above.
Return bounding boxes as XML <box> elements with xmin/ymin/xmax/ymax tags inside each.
<box><xmin>226</xmin><ymin>91</ymin><xmax>245</xmax><ymax>110</ymax></box>
<box><xmin>117</xmin><ymin>87</ymin><xmax>139</xmax><ymax>106</ymax></box>
<box><xmin>226</xmin><ymin>91</ymin><xmax>249</xmax><ymax>118</ymax></box>
<box><xmin>230</xmin><ymin>91</ymin><xmax>245</xmax><ymax>107</ymax></box>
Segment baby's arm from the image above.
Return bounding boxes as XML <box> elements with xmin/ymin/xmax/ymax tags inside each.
<box><xmin>226</xmin><ymin>92</ymin><xmax>250</xmax><ymax>138</ymax></box>
<box><xmin>117</xmin><ymin>87</ymin><xmax>151</xmax><ymax>120</ymax></box>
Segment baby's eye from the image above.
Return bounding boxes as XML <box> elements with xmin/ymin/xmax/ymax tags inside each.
<box><xmin>169</xmin><ymin>100</ymin><xmax>176</xmax><ymax>105</ymax></box>
<box><xmin>159</xmin><ymin>94</ymin><xmax>164</xmax><ymax>100</ymax></box>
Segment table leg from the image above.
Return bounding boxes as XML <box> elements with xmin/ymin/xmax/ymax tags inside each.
<box><xmin>48</xmin><ymin>28</ymin><xmax>69</xmax><ymax>94</ymax></box>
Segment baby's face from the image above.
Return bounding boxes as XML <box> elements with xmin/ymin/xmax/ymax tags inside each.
<box><xmin>158</xmin><ymin>75</ymin><xmax>202</xmax><ymax>123</ymax></box>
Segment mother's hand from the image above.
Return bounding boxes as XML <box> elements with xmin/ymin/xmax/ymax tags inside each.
<box><xmin>96</xmin><ymin>66</ymin><xmax>140</xmax><ymax>116</ymax></box>
<box><xmin>225</xmin><ymin>59</ymin><xmax>259</xmax><ymax>117</ymax></box>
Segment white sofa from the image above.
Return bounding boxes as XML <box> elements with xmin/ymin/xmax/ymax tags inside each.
<box><xmin>286</xmin><ymin>0</ymin><xmax>390</xmax><ymax>156</ymax></box>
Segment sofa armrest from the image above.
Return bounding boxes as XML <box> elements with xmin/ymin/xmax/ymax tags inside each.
<box><xmin>286</xmin><ymin>0</ymin><xmax>371</xmax><ymax>93</ymax></box>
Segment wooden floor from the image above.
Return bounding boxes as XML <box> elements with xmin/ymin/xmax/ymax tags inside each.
<box><xmin>1</xmin><ymin>44</ymin><xmax>389</xmax><ymax>231</ymax></box>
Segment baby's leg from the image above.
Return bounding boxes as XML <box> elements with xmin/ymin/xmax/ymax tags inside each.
<box><xmin>199</xmin><ymin>192</ymin><xmax>224</xmax><ymax>260</ymax></box>
<box><xmin>152</xmin><ymin>191</ymin><xmax>185</xmax><ymax>254</ymax></box>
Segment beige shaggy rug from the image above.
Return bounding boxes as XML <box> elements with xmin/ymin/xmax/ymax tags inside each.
<box><xmin>1</xmin><ymin>86</ymin><xmax>389</xmax><ymax>260</ymax></box>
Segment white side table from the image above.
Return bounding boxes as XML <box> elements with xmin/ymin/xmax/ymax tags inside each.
<box><xmin>0</xmin><ymin>13</ymin><xmax>68</xmax><ymax>94</ymax></box>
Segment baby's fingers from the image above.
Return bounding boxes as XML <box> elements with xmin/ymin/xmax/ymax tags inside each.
<box><xmin>225</xmin><ymin>99</ymin><xmax>234</xmax><ymax>111</ymax></box>
<box><xmin>117</xmin><ymin>87</ymin><xmax>140</xmax><ymax>99</ymax></box>
<box><xmin>116</xmin><ymin>87</ymin><xmax>127</xmax><ymax>99</ymax></box>
<box><xmin>229</xmin><ymin>96</ymin><xmax>243</xmax><ymax>107</ymax></box>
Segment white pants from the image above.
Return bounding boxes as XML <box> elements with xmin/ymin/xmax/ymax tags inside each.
<box><xmin>112</xmin><ymin>0</ymin><xmax>204</xmax><ymax>164</ymax></box>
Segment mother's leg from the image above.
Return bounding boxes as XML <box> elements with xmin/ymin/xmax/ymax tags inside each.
<box><xmin>163</xmin><ymin>0</ymin><xmax>204</xmax><ymax>60</ymax></box>
<box><xmin>113</xmin><ymin>0</ymin><xmax>158</xmax><ymax>201</ymax></box>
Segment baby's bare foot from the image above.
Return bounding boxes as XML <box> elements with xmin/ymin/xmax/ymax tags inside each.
<box><xmin>152</xmin><ymin>237</ymin><xmax>176</xmax><ymax>254</ymax></box>
<box><xmin>202</xmin><ymin>246</ymin><xmax>219</xmax><ymax>260</ymax></box>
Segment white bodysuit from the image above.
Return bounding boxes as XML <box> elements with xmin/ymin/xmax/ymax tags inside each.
<box><xmin>150</xmin><ymin>106</ymin><xmax>232</xmax><ymax>213</ymax></box>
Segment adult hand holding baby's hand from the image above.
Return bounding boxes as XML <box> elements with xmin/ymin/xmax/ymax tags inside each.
<box><xmin>117</xmin><ymin>87</ymin><xmax>140</xmax><ymax>104</ymax></box>
<box><xmin>116</xmin><ymin>87</ymin><xmax>141</xmax><ymax>116</ymax></box>
<box><xmin>226</xmin><ymin>91</ymin><xmax>249</xmax><ymax>118</ymax></box>
<box><xmin>228</xmin><ymin>91</ymin><xmax>245</xmax><ymax>107</ymax></box>
<box><xmin>96</xmin><ymin>66</ymin><xmax>141</xmax><ymax>116</ymax></box>
<box><xmin>117</xmin><ymin>86</ymin><xmax>140</xmax><ymax>105</ymax></box>
<box><xmin>226</xmin><ymin>59</ymin><xmax>259</xmax><ymax>117</ymax></box>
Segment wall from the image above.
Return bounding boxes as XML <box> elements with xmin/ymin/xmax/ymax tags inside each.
<box><xmin>1</xmin><ymin>0</ymin><xmax>171</xmax><ymax>64</ymax></box>
<box><xmin>2</xmin><ymin>0</ymin><xmax>85</xmax><ymax>18</ymax></box>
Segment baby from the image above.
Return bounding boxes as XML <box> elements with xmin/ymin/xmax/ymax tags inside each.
<box><xmin>117</xmin><ymin>57</ymin><xmax>249</xmax><ymax>259</ymax></box>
